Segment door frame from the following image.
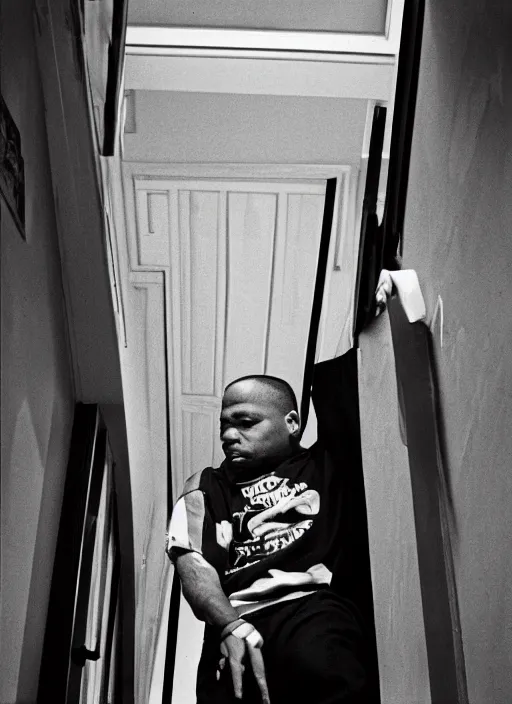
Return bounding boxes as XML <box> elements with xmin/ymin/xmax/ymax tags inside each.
<box><xmin>38</xmin><ymin>404</ymin><xmax>128</xmax><ymax>704</ymax></box>
<box><xmin>38</xmin><ymin>404</ymin><xmax>104</xmax><ymax>703</ymax></box>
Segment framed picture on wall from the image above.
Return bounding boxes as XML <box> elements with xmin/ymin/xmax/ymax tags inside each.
<box><xmin>0</xmin><ymin>93</ymin><xmax>25</xmax><ymax>239</ymax></box>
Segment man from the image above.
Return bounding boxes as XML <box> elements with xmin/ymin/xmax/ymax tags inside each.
<box><xmin>166</xmin><ymin>277</ymin><xmax>392</xmax><ymax>703</ymax></box>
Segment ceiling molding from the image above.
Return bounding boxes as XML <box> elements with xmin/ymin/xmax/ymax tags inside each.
<box><xmin>125</xmin><ymin>46</ymin><xmax>397</xmax><ymax>64</ymax></box>
<box><xmin>126</xmin><ymin>27</ymin><xmax>397</xmax><ymax>55</ymax></box>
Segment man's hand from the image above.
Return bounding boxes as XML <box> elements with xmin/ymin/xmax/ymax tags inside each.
<box><xmin>175</xmin><ymin>554</ymin><xmax>270</xmax><ymax>701</ymax></box>
<box><xmin>375</xmin><ymin>269</ymin><xmax>393</xmax><ymax>316</ymax></box>
<box><xmin>217</xmin><ymin>631</ymin><xmax>270</xmax><ymax>703</ymax></box>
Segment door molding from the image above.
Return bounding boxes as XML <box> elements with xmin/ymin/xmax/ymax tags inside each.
<box><xmin>122</xmin><ymin>162</ymin><xmax>352</xmax><ymax>276</ymax></box>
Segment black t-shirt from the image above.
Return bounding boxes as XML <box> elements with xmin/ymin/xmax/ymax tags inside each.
<box><xmin>167</xmin><ymin>349</ymin><xmax>367</xmax><ymax>618</ymax></box>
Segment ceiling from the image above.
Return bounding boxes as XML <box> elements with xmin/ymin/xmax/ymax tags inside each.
<box><xmin>127</xmin><ymin>0</ymin><xmax>388</xmax><ymax>34</ymax></box>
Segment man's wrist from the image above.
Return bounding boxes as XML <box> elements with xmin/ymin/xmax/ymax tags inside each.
<box><xmin>220</xmin><ymin>618</ymin><xmax>264</xmax><ymax>649</ymax></box>
<box><xmin>220</xmin><ymin>618</ymin><xmax>247</xmax><ymax>640</ymax></box>
<box><xmin>213</xmin><ymin>606</ymin><xmax>240</xmax><ymax>628</ymax></box>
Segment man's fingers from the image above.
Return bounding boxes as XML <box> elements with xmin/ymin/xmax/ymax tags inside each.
<box><xmin>247</xmin><ymin>643</ymin><xmax>271</xmax><ymax>704</ymax></box>
<box><xmin>221</xmin><ymin>632</ymin><xmax>269</xmax><ymax>702</ymax></box>
<box><xmin>229</xmin><ymin>657</ymin><xmax>244</xmax><ymax>699</ymax></box>
<box><xmin>375</xmin><ymin>269</ymin><xmax>393</xmax><ymax>317</ymax></box>
<box><xmin>216</xmin><ymin>655</ymin><xmax>227</xmax><ymax>681</ymax></box>
<box><xmin>377</xmin><ymin>269</ymin><xmax>392</xmax><ymax>293</ymax></box>
<box><xmin>222</xmin><ymin>634</ymin><xmax>248</xmax><ymax>698</ymax></box>
<box><xmin>375</xmin><ymin>276</ymin><xmax>393</xmax><ymax>317</ymax></box>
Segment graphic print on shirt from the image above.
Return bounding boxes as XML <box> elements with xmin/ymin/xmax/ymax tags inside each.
<box><xmin>224</xmin><ymin>475</ymin><xmax>320</xmax><ymax>574</ymax></box>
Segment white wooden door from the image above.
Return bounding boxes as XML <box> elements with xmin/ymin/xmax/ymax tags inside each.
<box><xmin>128</xmin><ymin>170</ymin><xmax>357</xmax><ymax>703</ymax></box>
<box><xmin>134</xmin><ymin>178</ymin><xmax>337</xmax><ymax>499</ymax></box>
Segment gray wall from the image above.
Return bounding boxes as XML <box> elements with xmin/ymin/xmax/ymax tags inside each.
<box><xmin>0</xmin><ymin>1</ymin><xmax>75</xmax><ymax>701</ymax></box>
<box><xmin>403</xmin><ymin>2</ymin><xmax>512</xmax><ymax>701</ymax></box>
<box><xmin>128</xmin><ymin>0</ymin><xmax>387</xmax><ymax>34</ymax></box>
<box><xmin>124</xmin><ymin>91</ymin><xmax>368</xmax><ymax>165</ymax></box>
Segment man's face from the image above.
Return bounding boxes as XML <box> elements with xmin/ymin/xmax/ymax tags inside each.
<box><xmin>220</xmin><ymin>380</ymin><xmax>298</xmax><ymax>471</ymax></box>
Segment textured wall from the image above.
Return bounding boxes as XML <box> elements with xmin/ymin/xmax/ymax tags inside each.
<box><xmin>0</xmin><ymin>1</ymin><xmax>75</xmax><ymax>701</ymax></box>
<box><xmin>403</xmin><ymin>1</ymin><xmax>512</xmax><ymax>701</ymax></box>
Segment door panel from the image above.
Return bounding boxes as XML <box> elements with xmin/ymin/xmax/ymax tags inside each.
<box><xmin>178</xmin><ymin>189</ymin><xmax>222</xmax><ymax>397</ymax></box>
<box><xmin>224</xmin><ymin>191</ymin><xmax>278</xmax><ymax>381</ymax></box>
<box><xmin>266</xmin><ymin>191</ymin><xmax>326</xmax><ymax>397</ymax></box>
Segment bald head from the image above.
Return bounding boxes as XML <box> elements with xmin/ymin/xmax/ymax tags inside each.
<box><xmin>223</xmin><ymin>375</ymin><xmax>298</xmax><ymax>415</ymax></box>
<box><xmin>220</xmin><ymin>375</ymin><xmax>301</xmax><ymax>472</ymax></box>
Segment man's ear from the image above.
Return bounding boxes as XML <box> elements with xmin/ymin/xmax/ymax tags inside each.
<box><xmin>285</xmin><ymin>411</ymin><xmax>301</xmax><ymax>437</ymax></box>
